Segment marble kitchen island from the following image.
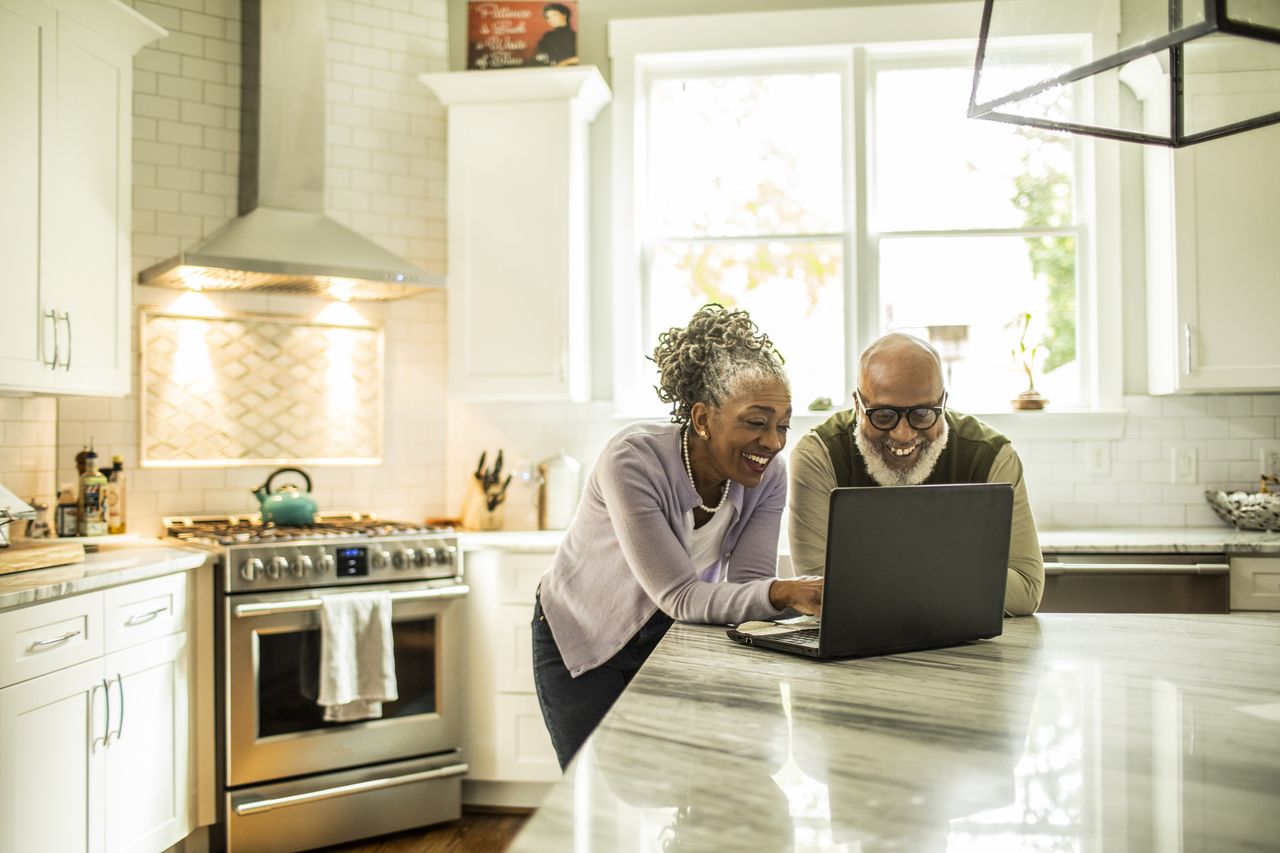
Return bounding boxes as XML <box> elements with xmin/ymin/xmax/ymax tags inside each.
<box><xmin>510</xmin><ymin>613</ymin><xmax>1280</xmax><ymax>852</ymax></box>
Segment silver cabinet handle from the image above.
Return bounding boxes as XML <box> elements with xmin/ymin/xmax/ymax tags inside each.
<box><xmin>94</xmin><ymin>678</ymin><xmax>111</xmax><ymax>750</ymax></box>
<box><xmin>43</xmin><ymin>309</ymin><xmax>60</xmax><ymax>368</ymax></box>
<box><xmin>233</xmin><ymin>583</ymin><xmax>469</xmax><ymax>618</ymax></box>
<box><xmin>29</xmin><ymin>629</ymin><xmax>81</xmax><ymax>650</ymax></box>
<box><xmin>112</xmin><ymin>673</ymin><xmax>124</xmax><ymax>741</ymax></box>
<box><xmin>58</xmin><ymin>311</ymin><xmax>72</xmax><ymax>370</ymax></box>
<box><xmin>125</xmin><ymin>606</ymin><xmax>168</xmax><ymax>626</ymax></box>
<box><xmin>232</xmin><ymin>763</ymin><xmax>470</xmax><ymax>816</ymax></box>
<box><xmin>1183</xmin><ymin>323</ymin><xmax>1193</xmax><ymax>376</ymax></box>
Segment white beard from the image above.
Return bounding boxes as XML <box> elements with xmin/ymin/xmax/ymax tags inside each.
<box><xmin>855</xmin><ymin>417</ymin><xmax>950</xmax><ymax>487</ymax></box>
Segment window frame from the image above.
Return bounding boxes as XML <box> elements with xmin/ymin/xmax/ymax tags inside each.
<box><xmin>607</xmin><ymin>3</ymin><xmax>1123</xmax><ymax>422</ymax></box>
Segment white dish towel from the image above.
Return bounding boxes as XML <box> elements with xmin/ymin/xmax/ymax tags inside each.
<box><xmin>317</xmin><ymin>590</ymin><xmax>398</xmax><ymax>722</ymax></box>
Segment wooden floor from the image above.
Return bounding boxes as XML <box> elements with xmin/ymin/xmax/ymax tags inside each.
<box><xmin>314</xmin><ymin>810</ymin><xmax>529</xmax><ymax>853</ymax></box>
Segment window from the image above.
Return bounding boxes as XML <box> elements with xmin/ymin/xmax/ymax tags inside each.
<box><xmin>610</xmin><ymin>7</ymin><xmax>1121</xmax><ymax>418</ymax></box>
<box><xmin>641</xmin><ymin>66</ymin><xmax>849</xmax><ymax>410</ymax></box>
<box><xmin>870</xmin><ymin>52</ymin><xmax>1084</xmax><ymax>410</ymax></box>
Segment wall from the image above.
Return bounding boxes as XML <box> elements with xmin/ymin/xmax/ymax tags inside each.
<box><xmin>54</xmin><ymin>0</ymin><xmax>451</xmax><ymax>537</ymax></box>
<box><xmin>0</xmin><ymin>398</ymin><xmax>57</xmax><ymax>533</ymax></box>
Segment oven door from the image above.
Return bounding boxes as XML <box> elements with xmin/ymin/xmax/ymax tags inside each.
<box><xmin>225</xmin><ymin>580</ymin><xmax>466</xmax><ymax>787</ymax></box>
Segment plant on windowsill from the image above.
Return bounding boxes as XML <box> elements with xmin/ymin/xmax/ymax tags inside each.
<box><xmin>1008</xmin><ymin>312</ymin><xmax>1049</xmax><ymax>411</ymax></box>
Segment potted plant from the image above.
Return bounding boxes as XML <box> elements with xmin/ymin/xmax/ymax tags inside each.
<box><xmin>1008</xmin><ymin>312</ymin><xmax>1048</xmax><ymax>410</ymax></box>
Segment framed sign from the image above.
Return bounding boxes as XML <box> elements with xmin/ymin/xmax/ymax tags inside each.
<box><xmin>467</xmin><ymin>1</ymin><xmax>579</xmax><ymax>70</ymax></box>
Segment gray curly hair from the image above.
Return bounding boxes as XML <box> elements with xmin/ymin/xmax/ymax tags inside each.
<box><xmin>650</xmin><ymin>304</ymin><xmax>788</xmax><ymax>424</ymax></box>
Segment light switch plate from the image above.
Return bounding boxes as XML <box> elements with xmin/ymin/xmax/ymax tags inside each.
<box><xmin>1172</xmin><ymin>447</ymin><xmax>1198</xmax><ymax>484</ymax></box>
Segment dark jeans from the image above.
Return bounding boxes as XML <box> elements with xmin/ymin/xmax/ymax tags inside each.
<box><xmin>532</xmin><ymin>590</ymin><xmax>673</xmax><ymax>770</ymax></box>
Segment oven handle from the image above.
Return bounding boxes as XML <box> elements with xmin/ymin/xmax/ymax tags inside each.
<box><xmin>232</xmin><ymin>762</ymin><xmax>470</xmax><ymax>816</ymax></box>
<box><xmin>1043</xmin><ymin>562</ymin><xmax>1229</xmax><ymax>575</ymax></box>
<box><xmin>232</xmin><ymin>583</ymin><xmax>470</xmax><ymax>618</ymax></box>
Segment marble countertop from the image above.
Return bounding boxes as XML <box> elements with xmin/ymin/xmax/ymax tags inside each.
<box><xmin>511</xmin><ymin>613</ymin><xmax>1280</xmax><ymax>852</ymax></box>
<box><xmin>0</xmin><ymin>541</ymin><xmax>208</xmax><ymax>611</ymax></box>
<box><xmin>1038</xmin><ymin>527</ymin><xmax>1280</xmax><ymax>554</ymax></box>
<box><xmin>466</xmin><ymin>526</ymin><xmax>1280</xmax><ymax>556</ymax></box>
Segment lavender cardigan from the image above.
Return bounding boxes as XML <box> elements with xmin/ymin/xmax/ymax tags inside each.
<box><xmin>539</xmin><ymin>422</ymin><xmax>789</xmax><ymax>677</ymax></box>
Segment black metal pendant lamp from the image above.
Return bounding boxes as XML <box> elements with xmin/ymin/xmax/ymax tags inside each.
<box><xmin>969</xmin><ymin>0</ymin><xmax>1280</xmax><ymax>147</ymax></box>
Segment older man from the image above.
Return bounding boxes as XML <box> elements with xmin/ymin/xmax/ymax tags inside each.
<box><xmin>788</xmin><ymin>333</ymin><xmax>1043</xmax><ymax>616</ymax></box>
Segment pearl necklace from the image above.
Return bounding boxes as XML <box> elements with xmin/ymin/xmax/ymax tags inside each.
<box><xmin>682</xmin><ymin>426</ymin><xmax>729</xmax><ymax>513</ymax></box>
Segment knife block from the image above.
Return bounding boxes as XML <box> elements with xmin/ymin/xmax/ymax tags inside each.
<box><xmin>460</xmin><ymin>479</ymin><xmax>505</xmax><ymax>531</ymax></box>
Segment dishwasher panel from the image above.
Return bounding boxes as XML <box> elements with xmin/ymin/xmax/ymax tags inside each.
<box><xmin>1038</xmin><ymin>552</ymin><xmax>1230</xmax><ymax>613</ymax></box>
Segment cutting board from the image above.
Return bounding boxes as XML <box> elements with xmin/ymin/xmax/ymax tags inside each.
<box><xmin>0</xmin><ymin>540</ymin><xmax>86</xmax><ymax>575</ymax></box>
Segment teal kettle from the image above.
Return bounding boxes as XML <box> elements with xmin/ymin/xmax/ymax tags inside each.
<box><xmin>253</xmin><ymin>468</ymin><xmax>318</xmax><ymax>526</ymax></box>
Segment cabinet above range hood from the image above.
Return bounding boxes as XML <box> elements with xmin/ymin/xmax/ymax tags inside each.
<box><xmin>139</xmin><ymin>0</ymin><xmax>442</xmax><ymax>301</ymax></box>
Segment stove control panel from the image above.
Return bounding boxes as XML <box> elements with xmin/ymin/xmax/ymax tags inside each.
<box><xmin>225</xmin><ymin>534</ymin><xmax>461</xmax><ymax>592</ymax></box>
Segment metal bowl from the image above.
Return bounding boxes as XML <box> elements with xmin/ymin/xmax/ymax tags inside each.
<box><xmin>1204</xmin><ymin>490</ymin><xmax>1280</xmax><ymax>532</ymax></box>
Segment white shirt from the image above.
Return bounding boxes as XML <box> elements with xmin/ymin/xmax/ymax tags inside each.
<box><xmin>685</xmin><ymin>504</ymin><xmax>735</xmax><ymax>583</ymax></box>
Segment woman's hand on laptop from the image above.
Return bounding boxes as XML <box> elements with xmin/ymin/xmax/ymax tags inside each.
<box><xmin>769</xmin><ymin>577</ymin><xmax>823</xmax><ymax>616</ymax></box>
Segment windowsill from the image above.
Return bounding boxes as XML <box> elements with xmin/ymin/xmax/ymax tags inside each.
<box><xmin>610</xmin><ymin>407</ymin><xmax>1129</xmax><ymax>440</ymax></box>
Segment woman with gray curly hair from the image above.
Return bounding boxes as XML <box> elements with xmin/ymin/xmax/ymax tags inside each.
<box><xmin>532</xmin><ymin>304</ymin><xmax>823</xmax><ymax>769</ymax></box>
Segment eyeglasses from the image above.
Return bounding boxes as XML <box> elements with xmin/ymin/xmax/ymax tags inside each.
<box><xmin>855</xmin><ymin>391</ymin><xmax>947</xmax><ymax>431</ymax></box>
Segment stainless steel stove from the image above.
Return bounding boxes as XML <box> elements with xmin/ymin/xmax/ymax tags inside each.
<box><xmin>167</xmin><ymin>512</ymin><xmax>468</xmax><ymax>853</ymax></box>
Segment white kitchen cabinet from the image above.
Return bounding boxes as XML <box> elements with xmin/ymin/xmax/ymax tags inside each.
<box><xmin>1230</xmin><ymin>556</ymin><xmax>1280</xmax><ymax>611</ymax></box>
<box><xmin>0</xmin><ymin>0</ymin><xmax>164</xmax><ymax>397</ymax></box>
<box><xmin>1131</xmin><ymin>56</ymin><xmax>1280</xmax><ymax>394</ymax></box>
<box><xmin>462</xmin><ymin>545</ymin><xmax>561</xmax><ymax>808</ymax></box>
<box><xmin>421</xmin><ymin>68</ymin><xmax>610</xmax><ymax>402</ymax></box>
<box><xmin>0</xmin><ymin>573</ymin><xmax>193</xmax><ymax>853</ymax></box>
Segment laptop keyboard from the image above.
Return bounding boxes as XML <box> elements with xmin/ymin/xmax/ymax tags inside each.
<box><xmin>767</xmin><ymin>628</ymin><xmax>820</xmax><ymax>646</ymax></box>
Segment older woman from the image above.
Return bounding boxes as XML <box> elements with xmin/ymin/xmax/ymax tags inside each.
<box><xmin>532</xmin><ymin>305</ymin><xmax>823</xmax><ymax>769</ymax></box>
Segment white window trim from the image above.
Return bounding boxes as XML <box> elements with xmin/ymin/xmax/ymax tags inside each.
<box><xmin>607</xmin><ymin>2</ymin><xmax>1124</xmax><ymax>425</ymax></box>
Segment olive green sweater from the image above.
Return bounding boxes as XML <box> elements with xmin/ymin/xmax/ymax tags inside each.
<box><xmin>787</xmin><ymin>409</ymin><xmax>1043</xmax><ymax>616</ymax></box>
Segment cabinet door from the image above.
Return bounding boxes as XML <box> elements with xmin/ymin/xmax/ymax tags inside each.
<box><xmin>102</xmin><ymin>632</ymin><xmax>190</xmax><ymax>853</ymax></box>
<box><xmin>493</xmin><ymin>693</ymin><xmax>561</xmax><ymax>782</ymax></box>
<box><xmin>48</xmin><ymin>12</ymin><xmax>133</xmax><ymax>396</ymax></box>
<box><xmin>0</xmin><ymin>0</ymin><xmax>57</xmax><ymax>392</ymax></box>
<box><xmin>0</xmin><ymin>658</ymin><xmax>107</xmax><ymax>853</ymax></box>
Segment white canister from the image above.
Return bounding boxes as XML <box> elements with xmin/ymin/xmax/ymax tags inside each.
<box><xmin>537</xmin><ymin>450</ymin><xmax>581</xmax><ymax>530</ymax></box>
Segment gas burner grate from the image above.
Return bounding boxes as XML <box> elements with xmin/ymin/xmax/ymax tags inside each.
<box><xmin>164</xmin><ymin>512</ymin><xmax>446</xmax><ymax>545</ymax></box>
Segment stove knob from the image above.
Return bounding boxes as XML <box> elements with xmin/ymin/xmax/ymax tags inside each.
<box><xmin>318</xmin><ymin>554</ymin><xmax>336</xmax><ymax>575</ymax></box>
<box><xmin>442</xmin><ymin>545</ymin><xmax>457</xmax><ymax>566</ymax></box>
<box><xmin>413</xmin><ymin>548</ymin><xmax>431</xmax><ymax>567</ymax></box>
<box><xmin>240</xmin><ymin>558</ymin><xmax>264</xmax><ymax>582</ymax></box>
<box><xmin>392</xmin><ymin>548</ymin><xmax>416</xmax><ymax>569</ymax></box>
<box><xmin>372</xmin><ymin>549</ymin><xmax>391</xmax><ymax>570</ymax></box>
<box><xmin>293</xmin><ymin>554</ymin><xmax>313</xmax><ymax>578</ymax></box>
<box><xmin>268</xmin><ymin>556</ymin><xmax>288</xmax><ymax>579</ymax></box>
<box><xmin>422</xmin><ymin>547</ymin><xmax>438</xmax><ymax>566</ymax></box>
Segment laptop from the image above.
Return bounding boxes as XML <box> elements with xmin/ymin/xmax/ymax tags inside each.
<box><xmin>727</xmin><ymin>482</ymin><xmax>1013</xmax><ymax>659</ymax></box>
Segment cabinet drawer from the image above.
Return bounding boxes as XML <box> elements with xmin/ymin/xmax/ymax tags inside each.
<box><xmin>104</xmin><ymin>572</ymin><xmax>187</xmax><ymax>652</ymax></box>
<box><xmin>498</xmin><ymin>552</ymin><xmax>553</xmax><ymax>606</ymax></box>
<box><xmin>493</xmin><ymin>693</ymin><xmax>561</xmax><ymax>782</ymax></box>
<box><xmin>0</xmin><ymin>592</ymin><xmax>104</xmax><ymax>688</ymax></box>
<box><xmin>1230</xmin><ymin>557</ymin><xmax>1280</xmax><ymax>611</ymax></box>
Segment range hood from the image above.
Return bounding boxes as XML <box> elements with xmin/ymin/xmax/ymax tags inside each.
<box><xmin>139</xmin><ymin>0</ymin><xmax>441</xmax><ymax>300</ymax></box>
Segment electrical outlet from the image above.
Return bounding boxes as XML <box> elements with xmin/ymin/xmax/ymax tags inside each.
<box><xmin>1172</xmin><ymin>447</ymin><xmax>1198</xmax><ymax>485</ymax></box>
<box><xmin>1086</xmin><ymin>442</ymin><xmax>1111</xmax><ymax>477</ymax></box>
<box><xmin>1263</xmin><ymin>448</ymin><xmax>1280</xmax><ymax>480</ymax></box>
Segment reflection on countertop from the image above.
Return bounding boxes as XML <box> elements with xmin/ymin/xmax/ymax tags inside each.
<box><xmin>511</xmin><ymin>613</ymin><xmax>1280</xmax><ymax>852</ymax></box>
<box><xmin>0</xmin><ymin>541</ymin><xmax>207</xmax><ymax>610</ymax></box>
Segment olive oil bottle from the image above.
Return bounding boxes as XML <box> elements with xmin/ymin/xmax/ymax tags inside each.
<box><xmin>78</xmin><ymin>442</ymin><xmax>108</xmax><ymax>536</ymax></box>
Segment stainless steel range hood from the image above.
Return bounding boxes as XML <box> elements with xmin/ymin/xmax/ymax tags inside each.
<box><xmin>139</xmin><ymin>0</ymin><xmax>441</xmax><ymax>300</ymax></box>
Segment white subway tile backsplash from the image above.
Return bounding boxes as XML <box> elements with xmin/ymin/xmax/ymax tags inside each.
<box><xmin>1206</xmin><ymin>395</ymin><xmax>1253</xmax><ymax>417</ymax></box>
<box><xmin>1141</xmin><ymin>505</ymin><xmax>1187</xmax><ymax>526</ymax></box>
<box><xmin>1253</xmin><ymin>396</ymin><xmax>1280</xmax><ymax>416</ymax></box>
<box><xmin>1228</xmin><ymin>417</ymin><xmax>1275</xmax><ymax>439</ymax></box>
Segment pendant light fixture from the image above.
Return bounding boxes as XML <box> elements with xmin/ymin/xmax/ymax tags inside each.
<box><xmin>969</xmin><ymin>0</ymin><xmax>1280</xmax><ymax>147</ymax></box>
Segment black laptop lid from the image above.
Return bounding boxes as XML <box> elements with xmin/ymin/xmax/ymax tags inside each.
<box><xmin>819</xmin><ymin>483</ymin><xmax>1013</xmax><ymax>656</ymax></box>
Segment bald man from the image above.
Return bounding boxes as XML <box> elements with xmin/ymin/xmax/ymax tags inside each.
<box><xmin>788</xmin><ymin>333</ymin><xmax>1044</xmax><ymax>616</ymax></box>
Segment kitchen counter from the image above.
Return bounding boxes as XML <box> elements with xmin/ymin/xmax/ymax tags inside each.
<box><xmin>510</xmin><ymin>613</ymin><xmax>1280</xmax><ymax>851</ymax></box>
<box><xmin>459</xmin><ymin>530</ymin><xmax>566</xmax><ymax>551</ymax></box>
<box><xmin>0</xmin><ymin>541</ymin><xmax>208</xmax><ymax>611</ymax></box>
<box><xmin>1038</xmin><ymin>527</ymin><xmax>1280</xmax><ymax>554</ymax></box>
